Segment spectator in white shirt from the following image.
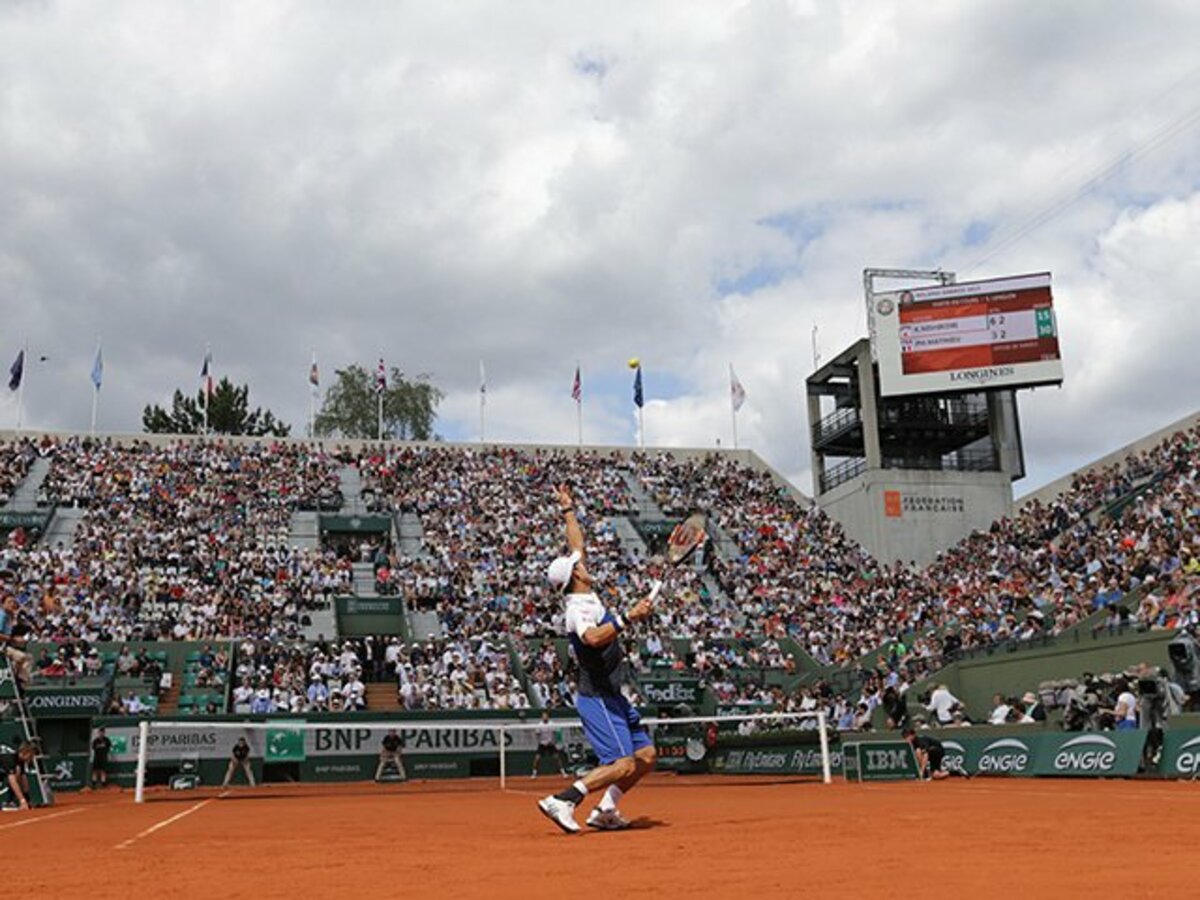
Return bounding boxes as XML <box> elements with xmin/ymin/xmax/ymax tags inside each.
<box><xmin>926</xmin><ymin>684</ymin><xmax>962</xmax><ymax>726</ymax></box>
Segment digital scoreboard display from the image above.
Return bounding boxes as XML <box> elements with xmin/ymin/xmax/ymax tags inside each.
<box><xmin>872</xmin><ymin>272</ymin><xmax>1063</xmax><ymax>397</ymax></box>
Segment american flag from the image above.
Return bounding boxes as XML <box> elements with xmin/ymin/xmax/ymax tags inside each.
<box><xmin>374</xmin><ymin>358</ymin><xmax>387</xmax><ymax>394</ymax></box>
<box><xmin>571</xmin><ymin>365</ymin><xmax>581</xmax><ymax>403</ymax></box>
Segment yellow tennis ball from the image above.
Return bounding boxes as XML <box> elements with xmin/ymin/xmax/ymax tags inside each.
<box><xmin>628</xmin><ymin>357</ymin><xmax>640</xmax><ymax>369</ymax></box>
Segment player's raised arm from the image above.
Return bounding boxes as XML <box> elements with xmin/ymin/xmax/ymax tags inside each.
<box><xmin>555</xmin><ymin>484</ymin><xmax>585</xmax><ymax>560</ymax></box>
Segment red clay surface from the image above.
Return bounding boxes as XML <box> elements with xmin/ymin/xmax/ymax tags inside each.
<box><xmin>12</xmin><ymin>774</ymin><xmax>1197</xmax><ymax>899</ymax></box>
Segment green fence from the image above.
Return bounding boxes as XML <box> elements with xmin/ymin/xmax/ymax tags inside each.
<box><xmin>335</xmin><ymin>596</ymin><xmax>407</xmax><ymax>636</ymax></box>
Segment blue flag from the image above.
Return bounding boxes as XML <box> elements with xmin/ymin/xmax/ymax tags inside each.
<box><xmin>91</xmin><ymin>345</ymin><xmax>104</xmax><ymax>390</ymax></box>
<box><xmin>8</xmin><ymin>349</ymin><xmax>23</xmax><ymax>391</ymax></box>
<box><xmin>633</xmin><ymin>365</ymin><xmax>643</xmax><ymax>409</ymax></box>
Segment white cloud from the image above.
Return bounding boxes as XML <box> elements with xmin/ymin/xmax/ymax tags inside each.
<box><xmin>0</xmin><ymin>1</ymin><xmax>1198</xmax><ymax>494</ymax></box>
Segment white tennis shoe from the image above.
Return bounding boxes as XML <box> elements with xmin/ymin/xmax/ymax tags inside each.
<box><xmin>585</xmin><ymin>808</ymin><xmax>631</xmax><ymax>831</ymax></box>
<box><xmin>537</xmin><ymin>796</ymin><xmax>581</xmax><ymax>834</ymax></box>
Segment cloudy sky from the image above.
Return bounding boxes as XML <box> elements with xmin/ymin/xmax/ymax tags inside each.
<box><xmin>2</xmin><ymin>0</ymin><xmax>1198</xmax><ymax>494</ymax></box>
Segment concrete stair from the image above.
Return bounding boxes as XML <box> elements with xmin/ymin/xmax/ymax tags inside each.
<box><xmin>407</xmin><ymin>610</ymin><xmax>442</xmax><ymax>641</ymax></box>
<box><xmin>610</xmin><ymin>515</ymin><xmax>648</xmax><ymax>556</ymax></box>
<box><xmin>5</xmin><ymin>456</ymin><xmax>50</xmax><ymax>511</ymax></box>
<box><xmin>288</xmin><ymin>510</ymin><xmax>321</xmax><ymax>551</ymax></box>
<box><xmin>302</xmin><ymin>604</ymin><xmax>337</xmax><ymax>643</ymax></box>
<box><xmin>337</xmin><ymin>464</ymin><xmax>368</xmax><ymax>515</ymax></box>
<box><xmin>620</xmin><ymin>472</ymin><xmax>666</xmax><ymax>518</ymax></box>
<box><xmin>157</xmin><ymin>681</ymin><xmax>182</xmax><ymax>715</ymax></box>
<box><xmin>41</xmin><ymin>507</ymin><xmax>85</xmax><ymax>550</ymax></box>
<box><xmin>352</xmin><ymin>562</ymin><xmax>376</xmax><ymax>595</ymax></box>
<box><xmin>397</xmin><ymin>511</ymin><xmax>428</xmax><ymax>558</ymax></box>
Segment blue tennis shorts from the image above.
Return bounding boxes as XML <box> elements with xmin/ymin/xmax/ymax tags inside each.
<box><xmin>575</xmin><ymin>693</ymin><xmax>652</xmax><ymax>764</ymax></box>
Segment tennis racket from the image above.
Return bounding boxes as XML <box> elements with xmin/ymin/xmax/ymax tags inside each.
<box><xmin>644</xmin><ymin>512</ymin><xmax>708</xmax><ymax>604</ymax></box>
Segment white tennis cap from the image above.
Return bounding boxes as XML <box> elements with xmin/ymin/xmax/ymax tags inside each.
<box><xmin>546</xmin><ymin>551</ymin><xmax>582</xmax><ymax>592</ymax></box>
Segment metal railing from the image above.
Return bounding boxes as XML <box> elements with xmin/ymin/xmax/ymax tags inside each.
<box><xmin>819</xmin><ymin>457</ymin><xmax>867</xmax><ymax>493</ymax></box>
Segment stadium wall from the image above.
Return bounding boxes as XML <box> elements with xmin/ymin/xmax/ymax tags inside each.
<box><xmin>818</xmin><ymin>468</ymin><xmax>1013</xmax><ymax>566</ymax></box>
<box><xmin>908</xmin><ymin>627</ymin><xmax>1175</xmax><ymax>716</ymax></box>
<box><xmin>1018</xmin><ymin>408</ymin><xmax>1200</xmax><ymax>508</ymax></box>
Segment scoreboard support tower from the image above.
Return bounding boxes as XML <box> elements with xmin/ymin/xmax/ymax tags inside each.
<box><xmin>806</xmin><ymin>268</ymin><xmax>1029</xmax><ymax>566</ymax></box>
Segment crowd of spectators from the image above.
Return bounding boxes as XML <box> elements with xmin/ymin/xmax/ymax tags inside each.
<box><xmin>391</xmin><ymin>635</ymin><xmax>529</xmax><ymax>711</ymax></box>
<box><xmin>2</xmin><ymin>438</ymin><xmax>351</xmax><ymax>643</ymax></box>
<box><xmin>0</xmin><ymin>439</ymin><xmax>37</xmax><ymax>506</ymax></box>
<box><xmin>0</xmin><ymin>421</ymin><xmax>1195</xmax><ymax>721</ymax></box>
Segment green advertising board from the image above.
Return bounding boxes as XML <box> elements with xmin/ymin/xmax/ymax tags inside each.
<box><xmin>932</xmin><ymin>730</ymin><xmax>1147</xmax><ymax>778</ymax></box>
<box><xmin>1159</xmin><ymin>730</ymin><xmax>1200</xmax><ymax>778</ymax></box>
<box><xmin>320</xmin><ymin>514</ymin><xmax>392</xmax><ymax>534</ymax></box>
<box><xmin>43</xmin><ymin>754</ymin><xmax>89</xmax><ymax>792</ymax></box>
<box><xmin>265</xmin><ymin>723</ymin><xmax>306</xmax><ymax>762</ymax></box>
<box><xmin>23</xmin><ymin>683</ymin><xmax>109</xmax><ymax>717</ymax></box>
<box><xmin>845</xmin><ymin>741</ymin><xmax>920</xmax><ymax>781</ymax></box>
<box><xmin>0</xmin><ymin>657</ymin><xmax>16</xmax><ymax>701</ymax></box>
<box><xmin>711</xmin><ymin>744</ymin><xmax>842</xmax><ymax>776</ymax></box>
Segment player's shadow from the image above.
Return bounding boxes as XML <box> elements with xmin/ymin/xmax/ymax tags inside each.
<box><xmin>585</xmin><ymin>816</ymin><xmax>669</xmax><ymax>833</ymax></box>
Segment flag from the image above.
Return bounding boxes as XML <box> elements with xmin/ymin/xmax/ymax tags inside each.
<box><xmin>632</xmin><ymin>364</ymin><xmax>643</xmax><ymax>409</ymax></box>
<box><xmin>374</xmin><ymin>358</ymin><xmax>387</xmax><ymax>394</ymax></box>
<box><xmin>91</xmin><ymin>345</ymin><xmax>104</xmax><ymax>391</ymax></box>
<box><xmin>8</xmin><ymin>349</ymin><xmax>24</xmax><ymax>391</ymax></box>
<box><xmin>571</xmin><ymin>365</ymin><xmax>581</xmax><ymax>403</ymax></box>
<box><xmin>309</xmin><ymin>353</ymin><xmax>319</xmax><ymax>389</ymax></box>
<box><xmin>200</xmin><ymin>347</ymin><xmax>213</xmax><ymax>396</ymax></box>
<box><xmin>730</xmin><ymin>365</ymin><xmax>746</xmax><ymax>412</ymax></box>
<box><xmin>479</xmin><ymin>361</ymin><xmax>486</xmax><ymax>403</ymax></box>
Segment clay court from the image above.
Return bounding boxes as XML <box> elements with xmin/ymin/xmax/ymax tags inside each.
<box><xmin>11</xmin><ymin>775</ymin><xmax>1195</xmax><ymax>899</ymax></box>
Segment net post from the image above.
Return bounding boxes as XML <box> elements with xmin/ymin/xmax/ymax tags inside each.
<box><xmin>817</xmin><ymin>712</ymin><xmax>832</xmax><ymax>784</ymax></box>
<box><xmin>135</xmin><ymin>719</ymin><xmax>149</xmax><ymax>803</ymax></box>
<box><xmin>499</xmin><ymin>725</ymin><xmax>507</xmax><ymax>790</ymax></box>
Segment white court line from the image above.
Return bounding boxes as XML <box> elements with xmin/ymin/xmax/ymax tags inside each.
<box><xmin>0</xmin><ymin>806</ymin><xmax>85</xmax><ymax>831</ymax></box>
<box><xmin>114</xmin><ymin>794</ymin><xmax>225</xmax><ymax>850</ymax></box>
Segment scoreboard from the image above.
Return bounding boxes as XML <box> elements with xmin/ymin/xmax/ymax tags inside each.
<box><xmin>872</xmin><ymin>272</ymin><xmax>1063</xmax><ymax>397</ymax></box>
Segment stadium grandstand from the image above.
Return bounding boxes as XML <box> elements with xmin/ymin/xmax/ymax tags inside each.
<box><xmin>2</xmin><ymin>411</ymin><xmax>1196</xmax><ymax>732</ymax></box>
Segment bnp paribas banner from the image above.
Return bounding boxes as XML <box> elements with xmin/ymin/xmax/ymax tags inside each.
<box><xmin>99</xmin><ymin>721</ymin><xmax>551</xmax><ymax>764</ymax></box>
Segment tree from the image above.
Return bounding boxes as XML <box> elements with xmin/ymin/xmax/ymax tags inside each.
<box><xmin>313</xmin><ymin>364</ymin><xmax>442</xmax><ymax>440</ymax></box>
<box><xmin>143</xmin><ymin>377</ymin><xmax>291</xmax><ymax>436</ymax></box>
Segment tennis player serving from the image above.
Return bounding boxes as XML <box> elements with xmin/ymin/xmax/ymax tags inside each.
<box><xmin>537</xmin><ymin>484</ymin><xmax>662</xmax><ymax>834</ymax></box>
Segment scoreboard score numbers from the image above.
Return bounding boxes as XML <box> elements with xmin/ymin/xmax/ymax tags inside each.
<box><xmin>872</xmin><ymin>272</ymin><xmax>1063</xmax><ymax>397</ymax></box>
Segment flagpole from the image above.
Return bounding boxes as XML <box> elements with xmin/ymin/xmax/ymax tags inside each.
<box><xmin>479</xmin><ymin>361</ymin><xmax>486</xmax><ymax>444</ymax></box>
<box><xmin>377</xmin><ymin>391</ymin><xmax>383</xmax><ymax>441</ymax></box>
<box><xmin>16</xmin><ymin>338</ymin><xmax>27</xmax><ymax>433</ymax></box>
<box><xmin>638</xmin><ymin>406</ymin><xmax>644</xmax><ymax>451</ymax></box>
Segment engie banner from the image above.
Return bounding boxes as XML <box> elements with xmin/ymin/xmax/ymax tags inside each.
<box><xmin>932</xmin><ymin>730</ymin><xmax>1148</xmax><ymax>777</ymax></box>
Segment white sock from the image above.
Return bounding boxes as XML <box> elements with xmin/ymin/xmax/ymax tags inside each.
<box><xmin>572</xmin><ymin>780</ymin><xmax>589</xmax><ymax>799</ymax></box>
<box><xmin>598</xmin><ymin>785</ymin><xmax>623</xmax><ymax>812</ymax></box>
